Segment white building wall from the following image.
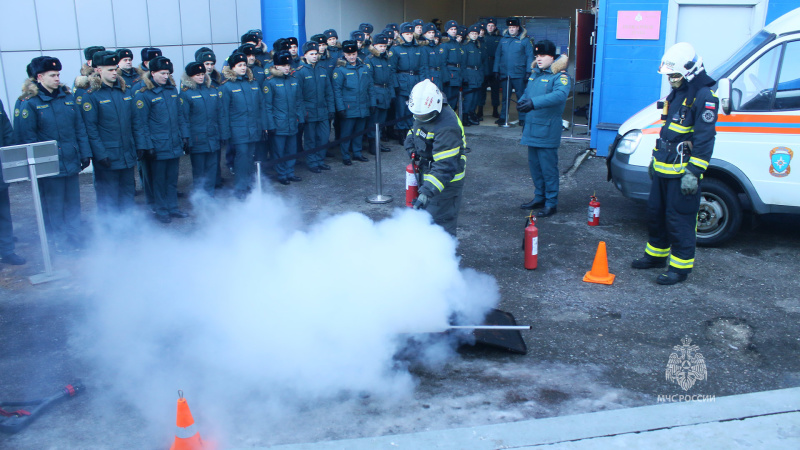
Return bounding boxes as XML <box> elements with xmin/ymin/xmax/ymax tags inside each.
<box><xmin>305</xmin><ymin>0</ymin><xmax>403</xmax><ymax>41</ymax></box>
<box><xmin>0</xmin><ymin>0</ymin><xmax>261</xmax><ymax>118</ymax></box>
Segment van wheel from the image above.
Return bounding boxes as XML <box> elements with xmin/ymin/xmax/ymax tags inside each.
<box><xmin>696</xmin><ymin>178</ymin><xmax>742</xmax><ymax>247</ymax></box>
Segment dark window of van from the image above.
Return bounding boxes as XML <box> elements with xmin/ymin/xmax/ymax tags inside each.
<box><xmin>775</xmin><ymin>40</ymin><xmax>800</xmax><ymax>111</ymax></box>
<box><xmin>731</xmin><ymin>45</ymin><xmax>780</xmax><ymax>111</ymax></box>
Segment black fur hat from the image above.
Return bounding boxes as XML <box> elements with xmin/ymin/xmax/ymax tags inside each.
<box><xmin>241</xmin><ymin>32</ymin><xmax>259</xmax><ymax>45</ymax></box>
<box><xmin>92</xmin><ymin>51</ymin><xmax>119</xmax><ymax>68</ymax></box>
<box><xmin>533</xmin><ymin>40</ymin><xmax>557</xmax><ymax>57</ymax></box>
<box><xmin>386</xmin><ymin>23</ymin><xmax>399</xmax><ymax>32</ymax></box>
<box><xmin>286</xmin><ymin>37</ymin><xmax>299</xmax><ymax>47</ymax></box>
<box><xmin>359</xmin><ymin>23</ymin><xmax>374</xmax><ymax>34</ymax></box>
<box><xmin>373</xmin><ymin>34</ymin><xmax>390</xmax><ymax>45</ymax></box>
<box><xmin>26</xmin><ymin>56</ymin><xmax>48</xmax><ymax>78</ymax></box>
<box><xmin>228</xmin><ymin>52</ymin><xmax>247</xmax><ymax>68</ymax></box>
<box><xmin>273</xmin><ymin>38</ymin><xmax>290</xmax><ymax>52</ymax></box>
<box><xmin>302</xmin><ymin>41</ymin><xmax>319</xmax><ymax>55</ymax></box>
<box><xmin>273</xmin><ymin>50</ymin><xmax>292</xmax><ymax>66</ymax></box>
<box><xmin>194</xmin><ymin>47</ymin><xmax>214</xmax><ymax>61</ymax></box>
<box><xmin>399</xmin><ymin>22</ymin><xmax>414</xmax><ymax>34</ymax></box>
<box><xmin>468</xmin><ymin>24</ymin><xmax>480</xmax><ymax>34</ymax></box>
<box><xmin>422</xmin><ymin>23</ymin><xmax>436</xmax><ymax>34</ymax></box>
<box><xmin>239</xmin><ymin>43</ymin><xmax>257</xmax><ymax>56</ymax></box>
<box><xmin>184</xmin><ymin>62</ymin><xmax>204</xmax><ymax>77</ymax></box>
<box><xmin>115</xmin><ymin>48</ymin><xmax>133</xmax><ymax>60</ymax></box>
<box><xmin>323</xmin><ymin>29</ymin><xmax>338</xmax><ymax>39</ymax></box>
<box><xmin>84</xmin><ymin>46</ymin><xmax>105</xmax><ymax>61</ymax></box>
<box><xmin>149</xmin><ymin>56</ymin><xmax>173</xmax><ymax>74</ymax></box>
<box><xmin>197</xmin><ymin>51</ymin><xmax>216</xmax><ymax>64</ymax></box>
<box><xmin>351</xmin><ymin>31</ymin><xmax>365</xmax><ymax>42</ymax></box>
<box><xmin>506</xmin><ymin>17</ymin><xmax>521</xmax><ymax>27</ymax></box>
<box><xmin>487</xmin><ymin>17</ymin><xmax>497</xmax><ymax>25</ymax></box>
<box><xmin>412</xmin><ymin>19</ymin><xmax>424</xmax><ymax>27</ymax></box>
<box><xmin>141</xmin><ymin>47</ymin><xmax>162</xmax><ymax>62</ymax></box>
<box><xmin>310</xmin><ymin>34</ymin><xmax>326</xmax><ymax>44</ymax></box>
<box><xmin>445</xmin><ymin>20</ymin><xmax>458</xmax><ymax>31</ymax></box>
<box><xmin>247</xmin><ymin>29</ymin><xmax>263</xmax><ymax>40</ymax></box>
<box><xmin>341</xmin><ymin>40</ymin><xmax>358</xmax><ymax>54</ymax></box>
<box><xmin>31</xmin><ymin>56</ymin><xmax>62</xmax><ymax>77</ymax></box>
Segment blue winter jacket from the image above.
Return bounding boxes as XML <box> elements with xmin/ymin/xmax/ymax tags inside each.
<box><xmin>390</xmin><ymin>39</ymin><xmax>426</xmax><ymax>97</ymax></box>
<box><xmin>133</xmin><ymin>74</ymin><xmax>186</xmax><ymax>160</ymax></box>
<box><xmin>440</xmin><ymin>36</ymin><xmax>464</xmax><ymax>86</ymax></box>
<box><xmin>262</xmin><ymin>66</ymin><xmax>305</xmax><ymax>136</ymax></box>
<box><xmin>218</xmin><ymin>66</ymin><xmax>265</xmax><ymax>144</ymax></box>
<box><xmin>332</xmin><ymin>59</ymin><xmax>373</xmax><ymax>119</ymax></box>
<box><xmin>493</xmin><ymin>28</ymin><xmax>534</xmax><ymax>80</ymax></box>
<box><xmin>365</xmin><ymin>47</ymin><xmax>395</xmax><ymax>109</ymax></box>
<box><xmin>421</xmin><ymin>39</ymin><xmax>446</xmax><ymax>92</ymax></box>
<box><xmin>81</xmin><ymin>74</ymin><xmax>139</xmax><ymax>170</ymax></box>
<box><xmin>462</xmin><ymin>39</ymin><xmax>484</xmax><ymax>88</ymax></box>
<box><xmin>294</xmin><ymin>59</ymin><xmax>335</xmax><ymax>123</ymax></box>
<box><xmin>180</xmin><ymin>73</ymin><xmax>224</xmax><ymax>153</ymax></box>
<box><xmin>518</xmin><ymin>55</ymin><xmax>571</xmax><ymax>148</ymax></box>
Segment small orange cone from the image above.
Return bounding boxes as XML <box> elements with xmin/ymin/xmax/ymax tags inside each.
<box><xmin>583</xmin><ymin>241</ymin><xmax>616</xmax><ymax>285</ymax></box>
<box><xmin>170</xmin><ymin>390</ymin><xmax>208</xmax><ymax>450</ymax></box>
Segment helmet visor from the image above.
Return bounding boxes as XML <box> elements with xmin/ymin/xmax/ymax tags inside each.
<box><xmin>413</xmin><ymin>110</ymin><xmax>439</xmax><ymax>122</ymax></box>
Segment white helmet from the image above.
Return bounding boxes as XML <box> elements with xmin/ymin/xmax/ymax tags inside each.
<box><xmin>658</xmin><ymin>42</ymin><xmax>704</xmax><ymax>80</ymax></box>
<box><xmin>408</xmin><ymin>79</ymin><xmax>443</xmax><ymax>121</ymax></box>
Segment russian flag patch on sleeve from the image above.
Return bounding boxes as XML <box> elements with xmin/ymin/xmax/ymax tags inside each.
<box><xmin>705</xmin><ymin>102</ymin><xmax>716</xmax><ymax>109</ymax></box>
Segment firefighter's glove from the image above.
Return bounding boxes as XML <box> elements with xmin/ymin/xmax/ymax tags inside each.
<box><xmin>681</xmin><ymin>172</ymin><xmax>698</xmax><ymax>195</ymax></box>
<box><xmin>648</xmin><ymin>160</ymin><xmax>655</xmax><ymax>180</ymax></box>
<box><xmin>413</xmin><ymin>193</ymin><xmax>429</xmax><ymax>210</ymax></box>
<box><xmin>517</xmin><ymin>98</ymin><xmax>534</xmax><ymax>113</ymax></box>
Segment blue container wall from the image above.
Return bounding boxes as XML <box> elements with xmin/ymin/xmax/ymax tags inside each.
<box><xmin>591</xmin><ymin>0</ymin><xmax>668</xmax><ymax>156</ymax></box>
<box><xmin>766</xmin><ymin>0</ymin><xmax>799</xmax><ymax>24</ymax></box>
<box><xmin>262</xmin><ymin>0</ymin><xmax>306</xmax><ymax>50</ymax></box>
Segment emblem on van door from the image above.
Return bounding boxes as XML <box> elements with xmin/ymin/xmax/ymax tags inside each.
<box><xmin>769</xmin><ymin>147</ymin><xmax>793</xmax><ymax>177</ymax></box>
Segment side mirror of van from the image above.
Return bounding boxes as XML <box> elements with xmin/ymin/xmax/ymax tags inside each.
<box><xmin>717</xmin><ymin>78</ymin><xmax>732</xmax><ymax>115</ymax></box>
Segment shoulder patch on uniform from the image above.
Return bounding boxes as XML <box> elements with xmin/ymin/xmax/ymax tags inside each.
<box><xmin>21</xmin><ymin>109</ymin><xmax>28</xmax><ymax>119</ymax></box>
<box><xmin>83</xmin><ymin>103</ymin><xmax>91</xmax><ymax>111</ymax></box>
<box><xmin>701</xmin><ymin>110</ymin><xmax>716</xmax><ymax>123</ymax></box>
<box><xmin>388</xmin><ymin>51</ymin><xmax>393</xmax><ymax>57</ymax></box>
<box><xmin>366</xmin><ymin>63</ymin><xmax>370</xmax><ymax>69</ymax></box>
<box><xmin>263</xmin><ymin>85</ymin><xmax>269</xmax><ymax>94</ymax></box>
<box><xmin>179</xmin><ymin>97</ymin><xmax>183</xmax><ymax>104</ymax></box>
<box><xmin>76</xmin><ymin>96</ymin><xmax>82</xmax><ymax>104</ymax></box>
<box><xmin>333</xmin><ymin>72</ymin><xmax>338</xmax><ymax>79</ymax></box>
<box><xmin>136</xmin><ymin>99</ymin><xmax>144</xmax><ymax>109</ymax></box>
<box><xmin>560</xmin><ymin>76</ymin><xmax>568</xmax><ymax>85</ymax></box>
<box><xmin>14</xmin><ymin>108</ymin><xmax>19</xmax><ymax>117</ymax></box>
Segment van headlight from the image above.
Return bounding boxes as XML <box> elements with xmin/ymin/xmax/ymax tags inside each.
<box><xmin>616</xmin><ymin>130</ymin><xmax>642</xmax><ymax>155</ymax></box>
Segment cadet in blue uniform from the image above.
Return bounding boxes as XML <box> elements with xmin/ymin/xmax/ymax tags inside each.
<box><xmin>296</xmin><ymin>42</ymin><xmax>334</xmax><ymax>173</ymax></box>
<box><xmin>239</xmin><ymin>43</ymin><xmax>266</xmax><ymax>84</ymax></box>
<box><xmin>81</xmin><ymin>51</ymin><xmax>140</xmax><ymax>214</ymax></box>
<box><xmin>73</xmin><ymin>46</ymin><xmax>105</xmax><ymax>110</ymax></box>
<box><xmin>412</xmin><ymin>19</ymin><xmax>424</xmax><ymax>39</ymax></box>
<box><xmin>116</xmin><ymin>49</ymin><xmax>139</xmax><ymax>87</ymax></box>
<box><xmin>461</xmin><ymin>24</ymin><xmax>484</xmax><ymax>126</ymax></box>
<box><xmin>17</xmin><ymin>56</ymin><xmax>91</xmax><ymax>248</ymax></box>
<box><xmin>631</xmin><ymin>43</ymin><xmax>718</xmax><ymax>285</ymax></box>
<box><xmin>479</xmin><ymin>18</ymin><xmax>501</xmax><ymax>120</ymax></box>
<box><xmin>441</xmin><ymin>20</ymin><xmax>464</xmax><ymax>106</ymax></box>
<box><xmin>181</xmin><ymin>62</ymin><xmax>224</xmax><ymax>196</ymax></box>
<box><xmin>516</xmin><ymin>40</ymin><xmax>570</xmax><ymax>218</ymax></box>
<box><xmin>131</xmin><ymin>47</ymin><xmax>163</xmax><ymax>93</ymax></box>
<box><xmin>332</xmin><ymin>40</ymin><xmax>372</xmax><ymax>165</ymax></box>
<box><xmin>359</xmin><ymin>23</ymin><xmax>374</xmax><ymax>46</ymax></box>
<box><xmin>263</xmin><ymin>50</ymin><xmax>305</xmax><ymax>184</ymax></box>
<box><xmin>219</xmin><ymin>52</ymin><xmax>265</xmax><ymax>198</ymax></box>
<box><xmin>421</xmin><ymin>23</ymin><xmax>445</xmax><ymax>92</ymax></box>
<box><xmin>405</xmin><ymin>80</ymin><xmax>467</xmax><ymax>236</ymax></box>
<box><xmin>493</xmin><ymin>17</ymin><xmax>533</xmax><ymax>125</ymax></box>
<box><xmin>311</xmin><ymin>34</ymin><xmax>337</xmax><ymax>77</ymax></box>
<box><xmin>391</xmin><ymin>23</ymin><xmax>426</xmax><ymax>144</ymax></box>
<box><xmin>365</xmin><ymin>33</ymin><xmax>395</xmax><ymax>155</ymax></box>
<box><xmin>352</xmin><ymin>31</ymin><xmax>370</xmax><ymax>61</ymax></box>
<box><xmin>324</xmin><ymin>29</ymin><xmax>342</xmax><ymax>62</ymax></box>
<box><xmin>196</xmin><ymin>49</ymin><xmax>222</xmax><ymax>87</ymax></box>
<box><xmin>242</xmin><ymin>30</ymin><xmax>271</xmax><ymax>68</ymax></box>
<box><xmin>133</xmin><ymin>56</ymin><xmax>188</xmax><ymax>223</ymax></box>
<box><xmin>285</xmin><ymin>37</ymin><xmax>302</xmax><ymax>69</ymax></box>
<box><xmin>0</xmin><ymin>98</ymin><xmax>25</xmax><ymax>265</ymax></box>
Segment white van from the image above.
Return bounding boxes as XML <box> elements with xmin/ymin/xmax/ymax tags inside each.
<box><xmin>608</xmin><ymin>7</ymin><xmax>800</xmax><ymax>246</ymax></box>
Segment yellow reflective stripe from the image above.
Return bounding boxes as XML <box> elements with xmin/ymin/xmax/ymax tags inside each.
<box><xmin>407</xmin><ymin>129</ymin><xmax>413</xmax><ymax>136</ymax></box>
<box><xmin>455</xmin><ymin>113</ymin><xmax>467</xmax><ymax>148</ymax></box>
<box><xmin>433</xmin><ymin>147</ymin><xmax>459</xmax><ymax>161</ymax></box>
<box><xmin>669</xmin><ymin>255</ymin><xmax>694</xmax><ymax>269</ymax></box>
<box><xmin>645</xmin><ymin>243</ymin><xmax>670</xmax><ymax>258</ymax></box>
<box><xmin>426</xmin><ymin>132</ymin><xmax>435</xmax><ymax>139</ymax></box>
<box><xmin>423</xmin><ymin>174</ymin><xmax>444</xmax><ymax>192</ymax></box>
<box><xmin>451</xmin><ymin>155</ymin><xmax>467</xmax><ymax>182</ymax></box>
<box><xmin>689</xmin><ymin>157</ymin><xmax>708</xmax><ymax>170</ymax></box>
<box><xmin>653</xmin><ymin>160</ymin><xmax>687</xmax><ymax>174</ymax></box>
<box><xmin>668</xmin><ymin>122</ymin><xmax>693</xmax><ymax>133</ymax></box>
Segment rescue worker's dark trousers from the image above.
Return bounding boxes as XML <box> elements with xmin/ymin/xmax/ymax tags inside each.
<box><xmin>38</xmin><ymin>175</ymin><xmax>81</xmax><ymax>243</ymax></box>
<box><xmin>427</xmin><ymin>180</ymin><xmax>464</xmax><ymax>237</ymax></box>
<box><xmin>340</xmin><ymin>116</ymin><xmax>368</xmax><ymax>160</ymax></box>
<box><xmin>304</xmin><ymin>120</ymin><xmax>330</xmax><ymax>169</ymax></box>
<box><xmin>479</xmin><ymin>73</ymin><xmax>500</xmax><ymax>109</ymax></box>
<box><xmin>190</xmin><ymin>150</ymin><xmax>218</xmax><ymax>196</ymax></box>
<box><xmin>499</xmin><ymin>77</ymin><xmax>525</xmax><ymax>120</ymax></box>
<box><xmin>151</xmin><ymin>157</ymin><xmax>180</xmax><ymax>218</ymax></box>
<box><xmin>644</xmin><ymin>176</ymin><xmax>701</xmax><ymax>274</ymax></box>
<box><xmin>233</xmin><ymin>142</ymin><xmax>256</xmax><ymax>195</ymax></box>
<box><xmin>0</xmin><ymin>186</ymin><xmax>16</xmax><ymax>257</ymax></box>
<box><xmin>270</xmin><ymin>134</ymin><xmax>297</xmax><ymax>181</ymax></box>
<box><xmin>527</xmin><ymin>146</ymin><xmax>559</xmax><ymax>208</ymax></box>
<box><xmin>94</xmin><ymin>166</ymin><xmax>135</xmax><ymax>215</ymax></box>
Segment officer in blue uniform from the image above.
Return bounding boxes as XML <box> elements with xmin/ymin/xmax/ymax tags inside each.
<box><xmin>479</xmin><ymin>18</ymin><xmax>501</xmax><ymax>120</ymax></box>
<box><xmin>180</xmin><ymin>62</ymin><xmax>224</xmax><ymax>196</ymax></box>
<box><xmin>462</xmin><ymin>24</ymin><xmax>484</xmax><ymax>126</ymax></box>
<box><xmin>352</xmin><ymin>31</ymin><xmax>370</xmax><ymax>61</ymax></box>
<box><xmin>493</xmin><ymin>17</ymin><xmax>533</xmax><ymax>125</ymax></box>
<box><xmin>116</xmin><ymin>49</ymin><xmax>139</xmax><ymax>88</ymax></box>
<box><xmin>631</xmin><ymin>43</ymin><xmax>718</xmax><ymax>285</ymax></box>
<box><xmin>219</xmin><ymin>52</ymin><xmax>265</xmax><ymax>199</ymax></box>
<box><xmin>365</xmin><ymin>33</ymin><xmax>395</xmax><ymax>155</ymax></box>
<box><xmin>324</xmin><ymin>29</ymin><xmax>342</xmax><ymax>62</ymax></box>
<box><xmin>412</xmin><ymin>19</ymin><xmax>424</xmax><ymax>39</ymax></box>
<box><xmin>196</xmin><ymin>49</ymin><xmax>222</xmax><ymax>87</ymax></box>
<box><xmin>242</xmin><ymin>30</ymin><xmax>271</xmax><ymax>68</ymax></box>
<box><xmin>516</xmin><ymin>40</ymin><xmax>570</xmax><ymax>218</ymax></box>
<box><xmin>133</xmin><ymin>56</ymin><xmax>188</xmax><ymax>223</ymax></box>
<box><xmin>17</xmin><ymin>56</ymin><xmax>91</xmax><ymax>248</ymax></box>
<box><xmin>285</xmin><ymin>37</ymin><xmax>302</xmax><ymax>69</ymax></box>
<box><xmin>441</xmin><ymin>20</ymin><xmax>464</xmax><ymax>106</ymax></box>
<box><xmin>239</xmin><ymin>43</ymin><xmax>266</xmax><ymax>84</ymax></box>
<box><xmin>391</xmin><ymin>22</ymin><xmax>426</xmax><ymax>144</ymax></box>
<box><xmin>131</xmin><ymin>47</ymin><xmax>163</xmax><ymax>93</ymax></box>
<box><xmin>420</xmin><ymin>23</ymin><xmax>445</xmax><ymax>92</ymax></box>
<box><xmin>332</xmin><ymin>40</ymin><xmax>372</xmax><ymax>165</ymax></box>
<box><xmin>73</xmin><ymin>46</ymin><xmax>105</xmax><ymax>109</ymax></box>
<box><xmin>0</xmin><ymin>98</ymin><xmax>25</xmax><ymax>265</ymax></box>
<box><xmin>263</xmin><ymin>50</ymin><xmax>305</xmax><ymax>184</ymax></box>
<box><xmin>311</xmin><ymin>34</ymin><xmax>337</xmax><ymax>77</ymax></box>
<box><xmin>81</xmin><ymin>51</ymin><xmax>140</xmax><ymax>214</ymax></box>
<box><xmin>295</xmin><ymin>42</ymin><xmax>334</xmax><ymax>173</ymax></box>
<box><xmin>359</xmin><ymin>23</ymin><xmax>374</xmax><ymax>45</ymax></box>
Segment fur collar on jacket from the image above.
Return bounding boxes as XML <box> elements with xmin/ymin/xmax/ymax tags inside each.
<box><xmin>503</xmin><ymin>28</ymin><xmax>528</xmax><ymax>39</ymax></box>
<box><xmin>369</xmin><ymin>46</ymin><xmax>389</xmax><ymax>58</ymax></box>
<box><xmin>86</xmin><ymin>73</ymin><xmax>128</xmax><ymax>93</ymax></box>
<box><xmin>222</xmin><ymin>66</ymin><xmax>254</xmax><ymax>82</ymax></box>
<box><xmin>268</xmin><ymin>66</ymin><xmax>289</xmax><ymax>78</ymax></box>
<box><xmin>19</xmin><ymin>78</ymin><xmax>72</xmax><ymax>100</ymax></box>
<box><xmin>138</xmin><ymin>72</ymin><xmax>177</xmax><ymax>92</ymax></box>
<box><xmin>181</xmin><ymin>72</ymin><xmax>212</xmax><ymax>90</ymax></box>
<box><xmin>532</xmin><ymin>54</ymin><xmax>569</xmax><ymax>73</ymax></box>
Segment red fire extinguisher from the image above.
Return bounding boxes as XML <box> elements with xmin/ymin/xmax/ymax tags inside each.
<box><xmin>524</xmin><ymin>214</ymin><xmax>538</xmax><ymax>270</ymax></box>
<box><xmin>588</xmin><ymin>194</ymin><xmax>600</xmax><ymax>226</ymax></box>
<box><xmin>406</xmin><ymin>159</ymin><xmax>419</xmax><ymax>207</ymax></box>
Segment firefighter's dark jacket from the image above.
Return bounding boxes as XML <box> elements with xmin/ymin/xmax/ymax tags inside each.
<box><xmin>133</xmin><ymin>73</ymin><xmax>187</xmax><ymax>160</ymax></box>
<box><xmin>218</xmin><ymin>66</ymin><xmax>264</xmax><ymax>144</ymax></box>
<box><xmin>180</xmin><ymin>73</ymin><xmax>223</xmax><ymax>153</ymax></box>
<box><xmin>294</xmin><ymin>58</ymin><xmax>335</xmax><ymax>123</ymax></box>
<box><xmin>653</xmin><ymin>71</ymin><xmax>718</xmax><ymax>178</ymax></box>
<box><xmin>404</xmin><ymin>105</ymin><xmax>467</xmax><ymax>198</ymax></box>
<box><xmin>16</xmin><ymin>80</ymin><xmax>91</xmax><ymax>177</ymax></box>
<box><xmin>81</xmin><ymin>74</ymin><xmax>139</xmax><ymax>170</ymax></box>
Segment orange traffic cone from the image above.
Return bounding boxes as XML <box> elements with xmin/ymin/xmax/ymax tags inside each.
<box><xmin>583</xmin><ymin>241</ymin><xmax>615</xmax><ymax>285</ymax></box>
<box><xmin>170</xmin><ymin>390</ymin><xmax>208</xmax><ymax>450</ymax></box>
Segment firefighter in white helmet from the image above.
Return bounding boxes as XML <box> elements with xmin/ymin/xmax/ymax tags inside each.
<box><xmin>631</xmin><ymin>42</ymin><xmax>718</xmax><ymax>285</ymax></box>
<box><xmin>405</xmin><ymin>79</ymin><xmax>467</xmax><ymax>236</ymax></box>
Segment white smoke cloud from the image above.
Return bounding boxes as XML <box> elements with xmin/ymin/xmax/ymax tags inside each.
<box><xmin>74</xmin><ymin>193</ymin><xmax>499</xmax><ymax>446</ymax></box>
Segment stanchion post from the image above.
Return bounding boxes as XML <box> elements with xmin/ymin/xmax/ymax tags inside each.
<box><xmin>458</xmin><ymin>88</ymin><xmax>463</xmax><ymax>119</ymax></box>
<box><xmin>366</xmin><ymin>123</ymin><xmax>392</xmax><ymax>204</ymax></box>
<box><xmin>255</xmin><ymin>161</ymin><xmax>262</xmax><ymax>193</ymax></box>
<box><xmin>27</xmin><ymin>162</ymin><xmax>53</xmax><ymax>276</ymax></box>
<box><xmin>500</xmin><ymin>76</ymin><xmax>511</xmax><ymax>128</ymax></box>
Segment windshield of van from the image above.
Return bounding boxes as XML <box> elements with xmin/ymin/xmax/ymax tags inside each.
<box><xmin>709</xmin><ymin>29</ymin><xmax>774</xmax><ymax>80</ymax></box>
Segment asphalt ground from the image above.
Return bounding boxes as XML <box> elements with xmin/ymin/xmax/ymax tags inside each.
<box><xmin>1</xmin><ymin>116</ymin><xmax>799</xmax><ymax>448</ymax></box>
